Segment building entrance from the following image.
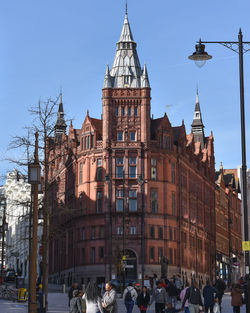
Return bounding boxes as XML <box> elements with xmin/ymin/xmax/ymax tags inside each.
<box><xmin>124</xmin><ymin>249</ymin><xmax>137</xmax><ymax>280</ymax></box>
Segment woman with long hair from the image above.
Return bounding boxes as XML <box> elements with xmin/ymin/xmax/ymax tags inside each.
<box><xmin>137</xmin><ymin>286</ymin><xmax>150</xmax><ymax>313</ymax></box>
<box><xmin>82</xmin><ymin>281</ymin><xmax>104</xmax><ymax>313</ymax></box>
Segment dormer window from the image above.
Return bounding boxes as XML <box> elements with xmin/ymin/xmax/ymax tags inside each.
<box><xmin>124</xmin><ymin>75</ymin><xmax>130</xmax><ymax>85</ymax></box>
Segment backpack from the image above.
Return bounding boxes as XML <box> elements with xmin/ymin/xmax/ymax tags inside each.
<box><xmin>125</xmin><ymin>289</ymin><xmax>132</xmax><ymax>302</ymax></box>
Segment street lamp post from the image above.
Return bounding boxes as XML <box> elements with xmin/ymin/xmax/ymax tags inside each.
<box><xmin>189</xmin><ymin>29</ymin><xmax>250</xmax><ymax>311</ymax></box>
<box><xmin>0</xmin><ymin>197</ymin><xmax>7</xmax><ymax>285</ymax></box>
<box><xmin>28</xmin><ymin>132</ymin><xmax>41</xmax><ymax>313</ymax></box>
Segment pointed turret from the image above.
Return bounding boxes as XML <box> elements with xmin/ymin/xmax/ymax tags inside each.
<box><xmin>103</xmin><ymin>64</ymin><xmax>112</xmax><ymax>89</ymax></box>
<box><xmin>108</xmin><ymin>10</ymin><xmax>144</xmax><ymax>88</ymax></box>
<box><xmin>191</xmin><ymin>89</ymin><xmax>205</xmax><ymax>149</ymax></box>
<box><xmin>55</xmin><ymin>92</ymin><xmax>67</xmax><ymax>140</ymax></box>
<box><xmin>141</xmin><ymin>64</ymin><xmax>150</xmax><ymax>88</ymax></box>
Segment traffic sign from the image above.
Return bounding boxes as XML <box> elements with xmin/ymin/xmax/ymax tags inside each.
<box><xmin>242</xmin><ymin>241</ymin><xmax>250</xmax><ymax>251</ymax></box>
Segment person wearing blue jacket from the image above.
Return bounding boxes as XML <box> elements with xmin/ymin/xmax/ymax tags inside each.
<box><xmin>203</xmin><ymin>280</ymin><xmax>219</xmax><ymax>313</ymax></box>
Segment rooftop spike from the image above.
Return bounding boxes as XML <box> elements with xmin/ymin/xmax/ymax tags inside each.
<box><xmin>191</xmin><ymin>88</ymin><xmax>205</xmax><ymax>149</ymax></box>
<box><xmin>141</xmin><ymin>64</ymin><xmax>150</xmax><ymax>88</ymax></box>
<box><xmin>103</xmin><ymin>64</ymin><xmax>112</xmax><ymax>88</ymax></box>
<box><xmin>125</xmin><ymin>0</ymin><xmax>128</xmax><ymax>15</ymax></box>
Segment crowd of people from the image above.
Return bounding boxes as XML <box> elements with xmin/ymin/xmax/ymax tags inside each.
<box><xmin>68</xmin><ymin>275</ymin><xmax>244</xmax><ymax>313</ymax></box>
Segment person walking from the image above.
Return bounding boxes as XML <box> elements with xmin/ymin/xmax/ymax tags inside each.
<box><xmin>69</xmin><ymin>282</ymin><xmax>80</xmax><ymax>307</ymax></box>
<box><xmin>214</xmin><ymin>276</ymin><xmax>226</xmax><ymax>310</ymax></box>
<box><xmin>102</xmin><ymin>281</ymin><xmax>118</xmax><ymax>313</ymax></box>
<box><xmin>174</xmin><ymin>275</ymin><xmax>183</xmax><ymax>296</ymax></box>
<box><xmin>231</xmin><ymin>284</ymin><xmax>243</xmax><ymax>313</ymax></box>
<box><xmin>123</xmin><ymin>282</ymin><xmax>138</xmax><ymax>313</ymax></box>
<box><xmin>166</xmin><ymin>278</ymin><xmax>179</xmax><ymax>308</ymax></box>
<box><xmin>78</xmin><ymin>290</ymin><xmax>86</xmax><ymax>313</ymax></box>
<box><xmin>82</xmin><ymin>281</ymin><xmax>104</xmax><ymax>313</ymax></box>
<box><xmin>180</xmin><ymin>282</ymin><xmax>190</xmax><ymax>313</ymax></box>
<box><xmin>137</xmin><ymin>286</ymin><xmax>150</xmax><ymax>313</ymax></box>
<box><xmin>202</xmin><ymin>280</ymin><xmax>219</xmax><ymax>313</ymax></box>
<box><xmin>70</xmin><ymin>290</ymin><xmax>83</xmax><ymax>313</ymax></box>
<box><xmin>150</xmin><ymin>280</ymin><xmax>168</xmax><ymax>313</ymax></box>
<box><xmin>181</xmin><ymin>281</ymin><xmax>203</xmax><ymax>313</ymax></box>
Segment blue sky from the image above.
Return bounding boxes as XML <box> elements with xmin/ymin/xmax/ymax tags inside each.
<box><xmin>0</xmin><ymin>0</ymin><xmax>250</xmax><ymax>180</ymax></box>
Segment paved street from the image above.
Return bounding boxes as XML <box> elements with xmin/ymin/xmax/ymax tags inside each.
<box><xmin>0</xmin><ymin>292</ymin><xmax>247</xmax><ymax>313</ymax></box>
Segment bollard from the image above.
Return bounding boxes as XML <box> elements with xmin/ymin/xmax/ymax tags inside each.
<box><xmin>62</xmin><ymin>284</ymin><xmax>66</xmax><ymax>294</ymax></box>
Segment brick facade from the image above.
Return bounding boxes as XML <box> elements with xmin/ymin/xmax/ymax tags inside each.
<box><xmin>47</xmin><ymin>12</ymin><xmax>217</xmax><ymax>287</ymax></box>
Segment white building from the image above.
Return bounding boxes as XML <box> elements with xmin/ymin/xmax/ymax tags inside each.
<box><xmin>2</xmin><ymin>169</ymin><xmax>43</xmax><ymax>284</ymax></box>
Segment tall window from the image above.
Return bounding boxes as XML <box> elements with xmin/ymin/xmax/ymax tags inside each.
<box><xmin>116</xmin><ymin>190</ymin><xmax>124</xmax><ymax>212</ymax></box>
<box><xmin>129</xmin><ymin>190</ymin><xmax>137</xmax><ymax>211</ymax></box>
<box><xmin>128</xmin><ymin>107</ymin><xmax>131</xmax><ymax>116</ymax></box>
<box><xmin>150</xmin><ymin>247</ymin><xmax>155</xmax><ymax>260</ymax></box>
<box><xmin>96</xmin><ymin>158</ymin><xmax>102</xmax><ymax>181</ymax></box>
<box><xmin>151</xmin><ymin>158</ymin><xmax>157</xmax><ymax>180</ymax></box>
<box><xmin>169</xmin><ymin>248</ymin><xmax>173</xmax><ymax>264</ymax></box>
<box><xmin>82</xmin><ymin>228</ymin><xmax>85</xmax><ymax>240</ymax></box>
<box><xmin>116</xmin><ymin>107</ymin><xmax>119</xmax><ymax>116</ymax></box>
<box><xmin>158</xmin><ymin>247</ymin><xmax>163</xmax><ymax>260</ymax></box>
<box><xmin>91</xmin><ymin>227</ymin><xmax>95</xmax><ymax>239</ymax></box>
<box><xmin>116</xmin><ymin>158</ymin><xmax>124</xmax><ymax>178</ymax></box>
<box><xmin>96</xmin><ymin>191</ymin><xmax>103</xmax><ymax>213</ymax></box>
<box><xmin>164</xmin><ymin>135</ymin><xmax>171</xmax><ymax>149</ymax></box>
<box><xmin>88</xmin><ymin>135</ymin><xmax>91</xmax><ymax>149</ymax></box>
<box><xmin>151</xmin><ymin>190</ymin><xmax>158</xmax><ymax>213</ymax></box>
<box><xmin>99</xmin><ymin>247</ymin><xmax>104</xmax><ymax>259</ymax></box>
<box><xmin>122</xmin><ymin>107</ymin><xmax>125</xmax><ymax>116</ymax></box>
<box><xmin>117</xmin><ymin>226</ymin><xmax>123</xmax><ymax>235</ymax></box>
<box><xmin>91</xmin><ymin>247</ymin><xmax>95</xmax><ymax>264</ymax></box>
<box><xmin>117</xmin><ymin>132</ymin><xmax>123</xmax><ymax>141</ymax></box>
<box><xmin>82</xmin><ymin>248</ymin><xmax>85</xmax><ymax>264</ymax></box>
<box><xmin>134</xmin><ymin>107</ymin><xmax>138</xmax><ymax>116</ymax></box>
<box><xmin>129</xmin><ymin>226</ymin><xmax>137</xmax><ymax>235</ymax></box>
<box><xmin>129</xmin><ymin>157</ymin><xmax>137</xmax><ymax>178</ymax></box>
<box><xmin>150</xmin><ymin>226</ymin><xmax>155</xmax><ymax>239</ymax></box>
<box><xmin>172</xmin><ymin>192</ymin><xmax>176</xmax><ymax>216</ymax></box>
<box><xmin>79</xmin><ymin>163</ymin><xmax>83</xmax><ymax>184</ymax></box>
<box><xmin>169</xmin><ymin>227</ymin><xmax>173</xmax><ymax>241</ymax></box>
<box><xmin>130</xmin><ymin>132</ymin><xmax>136</xmax><ymax>141</ymax></box>
<box><xmin>158</xmin><ymin>227</ymin><xmax>163</xmax><ymax>239</ymax></box>
<box><xmin>85</xmin><ymin>136</ymin><xmax>88</xmax><ymax>149</ymax></box>
<box><xmin>91</xmin><ymin>134</ymin><xmax>94</xmax><ymax>148</ymax></box>
<box><xmin>99</xmin><ymin>226</ymin><xmax>105</xmax><ymax>239</ymax></box>
<box><xmin>171</xmin><ymin>163</ymin><xmax>175</xmax><ymax>184</ymax></box>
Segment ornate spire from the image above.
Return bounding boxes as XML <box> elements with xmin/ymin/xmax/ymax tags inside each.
<box><xmin>55</xmin><ymin>91</ymin><xmax>67</xmax><ymax>139</ymax></box>
<box><xmin>141</xmin><ymin>64</ymin><xmax>150</xmax><ymax>88</ymax></box>
<box><xmin>191</xmin><ymin>88</ymin><xmax>205</xmax><ymax>149</ymax></box>
<box><xmin>103</xmin><ymin>64</ymin><xmax>112</xmax><ymax>89</ymax></box>
<box><xmin>107</xmin><ymin>10</ymin><xmax>144</xmax><ymax>88</ymax></box>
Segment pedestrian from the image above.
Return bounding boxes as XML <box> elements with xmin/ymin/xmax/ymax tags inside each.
<box><xmin>180</xmin><ymin>282</ymin><xmax>190</xmax><ymax>313</ymax></box>
<box><xmin>82</xmin><ymin>281</ymin><xmax>103</xmax><ymax>313</ymax></box>
<box><xmin>181</xmin><ymin>280</ymin><xmax>204</xmax><ymax>313</ymax></box>
<box><xmin>137</xmin><ymin>286</ymin><xmax>150</xmax><ymax>313</ymax></box>
<box><xmin>214</xmin><ymin>276</ymin><xmax>226</xmax><ymax>311</ymax></box>
<box><xmin>213</xmin><ymin>297</ymin><xmax>220</xmax><ymax>313</ymax></box>
<box><xmin>202</xmin><ymin>280</ymin><xmax>219</xmax><ymax>313</ymax></box>
<box><xmin>174</xmin><ymin>275</ymin><xmax>183</xmax><ymax>296</ymax></box>
<box><xmin>102</xmin><ymin>281</ymin><xmax>118</xmax><ymax>313</ymax></box>
<box><xmin>150</xmin><ymin>280</ymin><xmax>168</xmax><ymax>313</ymax></box>
<box><xmin>70</xmin><ymin>290</ymin><xmax>82</xmax><ymax>313</ymax></box>
<box><xmin>166</xmin><ymin>278</ymin><xmax>179</xmax><ymax>308</ymax></box>
<box><xmin>231</xmin><ymin>284</ymin><xmax>243</xmax><ymax>313</ymax></box>
<box><xmin>69</xmin><ymin>282</ymin><xmax>80</xmax><ymax>307</ymax></box>
<box><xmin>78</xmin><ymin>290</ymin><xmax>86</xmax><ymax>313</ymax></box>
<box><xmin>123</xmin><ymin>282</ymin><xmax>138</xmax><ymax>313</ymax></box>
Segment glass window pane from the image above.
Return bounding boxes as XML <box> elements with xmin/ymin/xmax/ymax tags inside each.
<box><xmin>129</xmin><ymin>166</ymin><xmax>136</xmax><ymax>178</ymax></box>
<box><xmin>116</xmin><ymin>199</ymin><xmax>124</xmax><ymax>212</ymax></box>
<box><xmin>129</xmin><ymin>199</ymin><xmax>137</xmax><ymax>212</ymax></box>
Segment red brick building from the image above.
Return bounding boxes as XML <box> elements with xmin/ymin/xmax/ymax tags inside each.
<box><xmin>48</xmin><ymin>11</ymin><xmax>216</xmax><ymax>287</ymax></box>
<box><xmin>215</xmin><ymin>165</ymin><xmax>243</xmax><ymax>285</ymax></box>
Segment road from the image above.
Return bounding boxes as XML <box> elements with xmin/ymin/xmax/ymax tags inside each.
<box><xmin>0</xmin><ymin>292</ymin><xmax>246</xmax><ymax>313</ymax></box>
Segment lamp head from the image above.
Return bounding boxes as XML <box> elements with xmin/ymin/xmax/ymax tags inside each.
<box><xmin>188</xmin><ymin>39</ymin><xmax>212</xmax><ymax>68</ymax></box>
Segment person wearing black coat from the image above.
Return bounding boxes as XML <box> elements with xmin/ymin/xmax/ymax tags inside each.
<box><xmin>137</xmin><ymin>286</ymin><xmax>151</xmax><ymax>313</ymax></box>
<box><xmin>203</xmin><ymin>280</ymin><xmax>219</xmax><ymax>313</ymax></box>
